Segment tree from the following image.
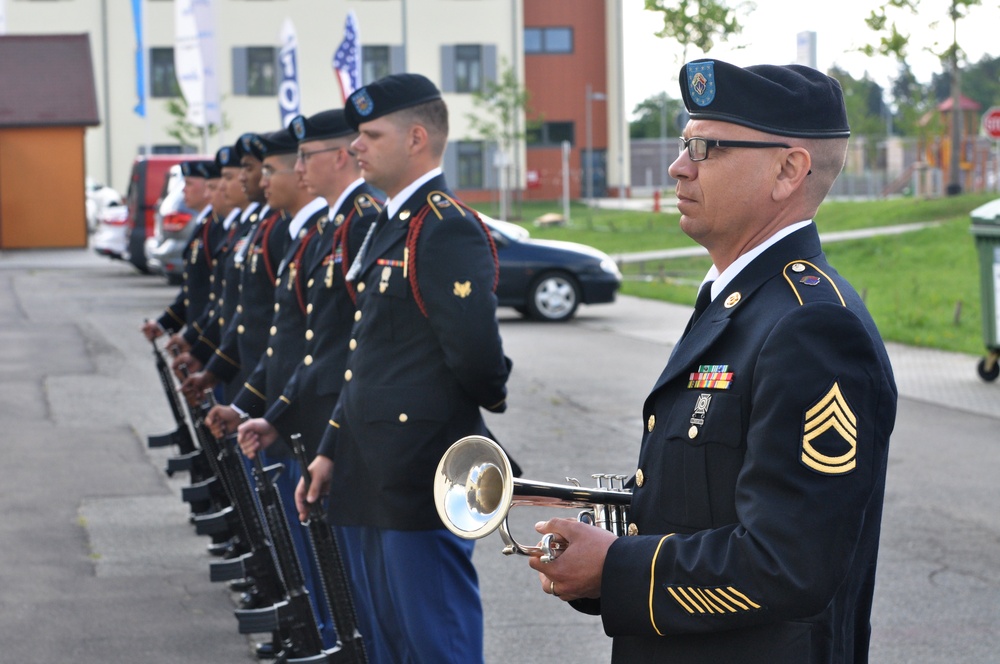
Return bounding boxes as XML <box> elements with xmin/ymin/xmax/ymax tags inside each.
<box><xmin>630</xmin><ymin>93</ymin><xmax>685</xmax><ymax>140</ymax></box>
<box><xmin>862</xmin><ymin>0</ymin><xmax>985</xmax><ymax>194</ymax></box>
<box><xmin>164</xmin><ymin>96</ymin><xmax>228</xmax><ymax>152</ymax></box>
<box><xmin>466</xmin><ymin>59</ymin><xmax>532</xmax><ymax>221</ymax></box>
<box><xmin>644</xmin><ymin>0</ymin><xmax>753</xmax><ymax>59</ymax></box>
<box><xmin>829</xmin><ymin>67</ymin><xmax>889</xmax><ymax>169</ymax></box>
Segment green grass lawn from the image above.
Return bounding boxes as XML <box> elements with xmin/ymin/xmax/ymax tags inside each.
<box><xmin>484</xmin><ymin>193</ymin><xmax>999</xmax><ymax>356</ymax></box>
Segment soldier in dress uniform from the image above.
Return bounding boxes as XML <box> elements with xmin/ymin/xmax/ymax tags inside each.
<box><xmin>296</xmin><ymin>73</ymin><xmax>511</xmax><ymax>664</ymax></box>
<box><xmin>140</xmin><ymin>159</ymin><xmax>220</xmax><ymax>345</ymax></box>
<box><xmin>173</xmin><ymin>144</ymin><xmax>248</xmax><ymax>386</ymax></box>
<box><xmin>184</xmin><ymin>132</ymin><xmax>279</xmax><ymax>404</ymax></box>
<box><xmin>528</xmin><ymin>59</ymin><xmax>898</xmax><ymax>664</ymax></box>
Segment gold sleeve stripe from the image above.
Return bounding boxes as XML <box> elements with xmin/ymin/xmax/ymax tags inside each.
<box><xmin>328</xmin><ymin>419</ymin><xmax>340</xmax><ymax>428</ymax></box>
<box><xmin>279</xmin><ymin>395</ymin><xmax>291</xmax><ymax>405</ymax></box>
<box><xmin>725</xmin><ymin>586</ymin><xmax>762</xmax><ymax>609</ymax></box>
<box><xmin>214</xmin><ymin>348</ymin><xmax>239</xmax><ymax>367</ymax></box>
<box><xmin>243</xmin><ymin>382</ymin><xmax>266</xmax><ymax>400</ymax></box>
<box><xmin>191</xmin><ymin>321</ymin><xmax>203</xmax><ymax>334</ymax></box>
<box><xmin>667</xmin><ymin>587</ymin><xmax>695</xmax><ymax>613</ymax></box>
<box><xmin>649</xmin><ymin>534</ymin><xmax>675</xmax><ymax>635</ymax></box>
<box><xmin>715</xmin><ymin>587</ymin><xmax>750</xmax><ymax>610</ymax></box>
<box><xmin>700</xmin><ymin>587</ymin><xmax>737</xmax><ymax>613</ymax></box>
<box><xmin>197</xmin><ymin>334</ymin><xmax>218</xmax><ymax>351</ymax></box>
<box><xmin>165</xmin><ymin>307</ymin><xmax>184</xmax><ymax>326</ymax></box>
<box><xmin>676</xmin><ymin>587</ymin><xmax>705</xmax><ymax>613</ymax></box>
<box><xmin>690</xmin><ymin>587</ymin><xmax>721</xmax><ymax>613</ymax></box>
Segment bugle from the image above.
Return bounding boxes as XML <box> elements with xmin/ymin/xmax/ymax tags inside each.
<box><xmin>433</xmin><ymin>435</ymin><xmax>631</xmax><ymax>560</ymax></box>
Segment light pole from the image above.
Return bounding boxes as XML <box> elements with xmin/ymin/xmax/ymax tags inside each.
<box><xmin>585</xmin><ymin>83</ymin><xmax>606</xmax><ymax>204</ymax></box>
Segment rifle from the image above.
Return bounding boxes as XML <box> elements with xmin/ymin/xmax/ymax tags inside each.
<box><xmin>146</xmin><ymin>334</ymin><xmax>197</xmax><ymax>456</ymax></box>
<box><xmin>292</xmin><ymin>434</ymin><xmax>368</xmax><ymax>663</ymax></box>
<box><xmin>234</xmin><ymin>447</ymin><xmax>329</xmax><ymax>661</ymax></box>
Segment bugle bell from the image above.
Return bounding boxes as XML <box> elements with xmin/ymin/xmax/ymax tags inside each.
<box><xmin>433</xmin><ymin>435</ymin><xmax>632</xmax><ymax>560</ymax></box>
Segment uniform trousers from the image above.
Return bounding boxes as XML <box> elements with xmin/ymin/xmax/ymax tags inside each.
<box><xmin>338</xmin><ymin>525</ymin><xmax>483</xmax><ymax>664</ymax></box>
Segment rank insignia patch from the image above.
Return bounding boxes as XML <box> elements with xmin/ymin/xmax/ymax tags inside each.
<box><xmin>453</xmin><ymin>281</ymin><xmax>472</xmax><ymax>298</ymax></box>
<box><xmin>801</xmin><ymin>381</ymin><xmax>857</xmax><ymax>475</ymax></box>
<box><xmin>687</xmin><ymin>365</ymin><xmax>733</xmax><ymax>389</ymax></box>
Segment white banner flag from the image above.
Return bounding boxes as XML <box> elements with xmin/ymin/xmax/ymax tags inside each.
<box><xmin>278</xmin><ymin>18</ymin><xmax>301</xmax><ymax>128</ymax></box>
<box><xmin>174</xmin><ymin>0</ymin><xmax>221</xmax><ymax>127</ymax></box>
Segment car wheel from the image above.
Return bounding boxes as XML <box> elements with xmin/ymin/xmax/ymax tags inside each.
<box><xmin>527</xmin><ymin>272</ymin><xmax>580</xmax><ymax>322</ymax></box>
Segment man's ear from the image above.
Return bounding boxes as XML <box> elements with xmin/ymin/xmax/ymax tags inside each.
<box><xmin>407</xmin><ymin>123</ymin><xmax>429</xmax><ymax>154</ymax></box>
<box><xmin>772</xmin><ymin>147</ymin><xmax>811</xmax><ymax>201</ymax></box>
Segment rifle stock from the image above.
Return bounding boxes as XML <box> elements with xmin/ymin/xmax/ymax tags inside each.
<box><xmin>292</xmin><ymin>435</ymin><xmax>368</xmax><ymax>663</ymax></box>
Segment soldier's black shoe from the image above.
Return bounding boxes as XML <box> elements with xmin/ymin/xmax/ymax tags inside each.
<box><xmin>229</xmin><ymin>578</ymin><xmax>254</xmax><ymax>592</ymax></box>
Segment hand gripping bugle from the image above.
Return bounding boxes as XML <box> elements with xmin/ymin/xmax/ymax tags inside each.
<box><xmin>435</xmin><ymin>435</ymin><xmax>632</xmax><ymax>561</ymax></box>
<box><xmin>292</xmin><ymin>435</ymin><xmax>368</xmax><ymax>663</ymax></box>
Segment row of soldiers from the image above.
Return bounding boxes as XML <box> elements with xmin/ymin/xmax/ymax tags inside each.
<box><xmin>141</xmin><ymin>73</ymin><xmax>511</xmax><ymax>663</ymax></box>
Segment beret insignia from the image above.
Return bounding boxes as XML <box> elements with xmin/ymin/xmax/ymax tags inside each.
<box><xmin>687</xmin><ymin>61</ymin><xmax>716</xmax><ymax>107</ymax></box>
<box><xmin>291</xmin><ymin>116</ymin><xmax>306</xmax><ymax>140</ymax></box>
<box><xmin>352</xmin><ymin>89</ymin><xmax>375</xmax><ymax>117</ymax></box>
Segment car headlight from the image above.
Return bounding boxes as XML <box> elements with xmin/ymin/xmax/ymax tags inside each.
<box><xmin>599</xmin><ymin>257</ymin><xmax>622</xmax><ymax>278</ymax></box>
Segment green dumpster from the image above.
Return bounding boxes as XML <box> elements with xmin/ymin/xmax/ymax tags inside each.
<box><xmin>970</xmin><ymin>198</ymin><xmax>1000</xmax><ymax>382</ymax></box>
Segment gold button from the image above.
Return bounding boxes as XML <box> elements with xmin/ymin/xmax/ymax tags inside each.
<box><xmin>399</xmin><ymin>209</ymin><xmax>411</xmax><ymax>221</ymax></box>
<box><xmin>219</xmin><ymin>317</ymin><xmax>225</xmax><ymax>326</ymax></box>
<box><xmin>270</xmin><ymin>325</ymin><xmax>277</xmax><ymax>335</ymax></box>
<box><xmin>183</xmin><ymin>286</ymin><xmax>189</xmax><ymax>293</ymax></box>
<box><xmin>398</xmin><ymin>413</ymin><xmax>408</xmax><ymax>423</ymax></box>
<box><xmin>792</xmin><ymin>262</ymin><xmax>806</xmax><ymax>273</ymax></box>
<box><xmin>349</xmin><ymin>339</ymin><xmax>357</xmax><ymax>350</ymax></box>
<box><xmin>627</xmin><ymin>523</ymin><xmax>639</xmax><ymax>536</ymax></box>
<box><xmin>267</xmin><ymin>347</ymin><xmax>273</xmax><ymax>357</ymax></box>
<box><xmin>184</xmin><ymin>298</ymin><xmax>190</xmax><ymax>306</ymax></box>
<box><xmin>304</xmin><ymin>355</ymin><xmax>313</xmax><ymax>366</ymax></box>
<box><xmin>724</xmin><ymin>292</ymin><xmax>742</xmax><ymax>308</ymax></box>
<box><xmin>308</xmin><ymin>278</ymin><xmax>315</xmax><ymax>288</ymax></box>
<box><xmin>210</xmin><ymin>275</ymin><xmax>215</xmax><ymax>282</ymax></box>
<box><xmin>209</xmin><ymin>293</ymin><xmax>216</xmax><ymax>300</ymax></box>
<box><xmin>307</xmin><ymin>303</ymin><xmax>313</xmax><ymax>314</ymax></box>
<box><xmin>275</xmin><ymin>277</ymin><xmax>281</xmax><ymax>287</ymax></box>
<box><xmin>688</xmin><ymin>425</ymin><xmax>699</xmax><ymax>439</ymax></box>
<box><xmin>344</xmin><ymin>369</ymin><xmax>353</xmax><ymax>381</ymax></box>
<box><xmin>237</xmin><ymin>305</ymin><xmax>243</xmax><ymax>314</ymax></box>
<box><xmin>354</xmin><ymin>310</ymin><xmax>362</xmax><ymax>322</ymax></box>
<box><xmin>218</xmin><ymin>297</ymin><xmax>224</xmax><ymax>306</ymax></box>
<box><xmin>357</xmin><ymin>282</ymin><xmax>365</xmax><ymax>293</ymax></box>
<box><xmin>647</xmin><ymin>415</ymin><xmax>655</xmax><ymax>432</ymax></box>
<box><xmin>237</xmin><ymin>325</ymin><xmax>245</xmax><ymax>334</ymax></box>
<box><xmin>635</xmin><ymin>469</ymin><xmax>644</xmax><ymax>487</ymax></box>
<box><xmin>274</xmin><ymin>303</ymin><xmax>280</xmax><ymax>312</ymax></box>
<box><xmin>305</xmin><ymin>329</ymin><xmax>314</xmax><ymax>340</ymax></box>
<box><xmin>212</xmin><ymin>259</ymin><xmax>218</xmax><ymax>267</ymax></box>
<box><xmin>183</xmin><ymin>271</ymin><xmax>188</xmax><ymax>279</ymax></box>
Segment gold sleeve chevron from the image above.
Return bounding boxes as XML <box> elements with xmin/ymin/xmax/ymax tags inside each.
<box><xmin>801</xmin><ymin>381</ymin><xmax>857</xmax><ymax>475</ymax></box>
<box><xmin>665</xmin><ymin>584</ymin><xmax>763</xmax><ymax>615</ymax></box>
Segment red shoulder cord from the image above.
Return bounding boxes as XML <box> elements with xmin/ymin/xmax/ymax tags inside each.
<box><xmin>253</xmin><ymin>209</ymin><xmax>283</xmax><ymax>283</ymax></box>
<box><xmin>333</xmin><ymin>208</ymin><xmax>358</xmax><ymax>304</ymax></box>
<box><xmin>404</xmin><ymin>202</ymin><xmax>500</xmax><ymax>318</ymax></box>
<box><xmin>293</xmin><ymin>223</ymin><xmax>322</xmax><ymax>315</ymax></box>
<box><xmin>200</xmin><ymin>213</ymin><xmax>215</xmax><ymax>265</ymax></box>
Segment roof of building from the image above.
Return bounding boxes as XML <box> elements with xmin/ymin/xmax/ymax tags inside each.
<box><xmin>0</xmin><ymin>34</ymin><xmax>100</xmax><ymax>128</ymax></box>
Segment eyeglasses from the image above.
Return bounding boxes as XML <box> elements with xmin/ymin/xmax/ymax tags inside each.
<box><xmin>679</xmin><ymin>136</ymin><xmax>791</xmax><ymax>162</ymax></box>
<box><xmin>297</xmin><ymin>146</ymin><xmax>355</xmax><ymax>163</ymax></box>
<box><xmin>260</xmin><ymin>165</ymin><xmax>296</xmax><ymax>178</ymax></box>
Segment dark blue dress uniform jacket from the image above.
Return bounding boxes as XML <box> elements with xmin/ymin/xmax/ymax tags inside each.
<box><xmin>230</xmin><ymin>201</ymin><xmax>328</xmax><ymax>436</ymax></box>
<box><xmin>204</xmin><ymin>207</ymin><xmax>289</xmax><ymax>401</ymax></box>
<box><xmin>156</xmin><ymin>207</ymin><xmax>225</xmax><ymax>334</ymax></box>
<box><xmin>316</xmin><ymin>175</ymin><xmax>510</xmax><ymax>531</ymax></box>
<box><xmin>263</xmin><ymin>185</ymin><xmax>382</xmax><ymax>458</ymax></box>
<box><xmin>593</xmin><ymin>223</ymin><xmax>896</xmax><ymax>663</ymax></box>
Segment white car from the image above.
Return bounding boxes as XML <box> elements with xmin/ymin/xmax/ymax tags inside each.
<box><xmin>85</xmin><ymin>177</ymin><xmax>123</xmax><ymax>233</ymax></box>
<box><xmin>92</xmin><ymin>205</ymin><xmax>130</xmax><ymax>260</ymax></box>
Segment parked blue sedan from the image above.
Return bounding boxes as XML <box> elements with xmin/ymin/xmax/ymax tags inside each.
<box><xmin>482</xmin><ymin>217</ymin><xmax>621</xmax><ymax>321</ymax></box>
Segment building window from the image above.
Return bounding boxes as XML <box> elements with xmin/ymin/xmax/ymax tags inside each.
<box><xmin>150</xmin><ymin>47</ymin><xmax>180</xmax><ymax>98</ymax></box>
<box><xmin>233</xmin><ymin>46</ymin><xmax>277</xmax><ymax>96</ymax></box>
<box><xmin>454</xmin><ymin>45</ymin><xmax>482</xmax><ymax>93</ymax></box>
<box><xmin>524</xmin><ymin>27</ymin><xmax>574</xmax><ymax>54</ymax></box>
<box><xmin>362</xmin><ymin>45</ymin><xmax>391</xmax><ymax>84</ymax></box>
<box><xmin>527</xmin><ymin>121</ymin><xmax>575</xmax><ymax>147</ymax></box>
<box><xmin>456</xmin><ymin>141</ymin><xmax>485</xmax><ymax>189</ymax></box>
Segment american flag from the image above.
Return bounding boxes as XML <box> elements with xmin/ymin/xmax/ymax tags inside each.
<box><xmin>332</xmin><ymin>11</ymin><xmax>361</xmax><ymax>103</ymax></box>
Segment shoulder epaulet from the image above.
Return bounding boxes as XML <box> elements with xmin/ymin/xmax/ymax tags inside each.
<box><xmin>352</xmin><ymin>193</ymin><xmax>382</xmax><ymax>218</ymax></box>
<box><xmin>782</xmin><ymin>260</ymin><xmax>846</xmax><ymax>307</ymax></box>
<box><xmin>425</xmin><ymin>190</ymin><xmax>468</xmax><ymax>220</ymax></box>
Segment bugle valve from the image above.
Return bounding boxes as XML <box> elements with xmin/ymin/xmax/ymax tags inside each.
<box><xmin>433</xmin><ymin>435</ymin><xmax>632</xmax><ymax>561</ymax></box>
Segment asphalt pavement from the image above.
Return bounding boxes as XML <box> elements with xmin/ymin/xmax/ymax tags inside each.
<box><xmin>1</xmin><ymin>245</ymin><xmax>997</xmax><ymax>663</ymax></box>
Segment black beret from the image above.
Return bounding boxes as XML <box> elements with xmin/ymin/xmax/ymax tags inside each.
<box><xmin>180</xmin><ymin>159</ymin><xmax>218</xmax><ymax>179</ymax></box>
<box><xmin>234</xmin><ymin>132</ymin><xmax>264</xmax><ymax>161</ymax></box>
<box><xmin>215</xmin><ymin>144</ymin><xmax>240</xmax><ymax>169</ymax></box>
<box><xmin>344</xmin><ymin>73</ymin><xmax>442</xmax><ymax>130</ymax></box>
<box><xmin>253</xmin><ymin>128</ymin><xmax>298</xmax><ymax>158</ymax></box>
<box><xmin>290</xmin><ymin>110</ymin><xmax>354</xmax><ymax>142</ymax></box>
<box><xmin>679</xmin><ymin>59</ymin><xmax>850</xmax><ymax>139</ymax></box>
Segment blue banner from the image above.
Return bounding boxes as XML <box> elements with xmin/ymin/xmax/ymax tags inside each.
<box><xmin>278</xmin><ymin>18</ymin><xmax>300</xmax><ymax>127</ymax></box>
<box><xmin>132</xmin><ymin>0</ymin><xmax>145</xmax><ymax>117</ymax></box>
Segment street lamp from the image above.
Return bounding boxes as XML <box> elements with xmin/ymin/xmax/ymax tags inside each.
<box><xmin>585</xmin><ymin>83</ymin><xmax>606</xmax><ymax>204</ymax></box>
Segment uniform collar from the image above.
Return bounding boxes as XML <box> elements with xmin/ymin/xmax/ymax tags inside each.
<box><xmin>385</xmin><ymin>167</ymin><xmax>442</xmax><ymax>219</ymax></box>
<box><xmin>704</xmin><ymin>219</ymin><xmax>813</xmax><ymax>301</ymax></box>
<box><xmin>287</xmin><ymin>196</ymin><xmax>328</xmax><ymax>238</ymax></box>
<box><xmin>240</xmin><ymin>201</ymin><xmax>261</xmax><ymax>223</ymax></box>
<box><xmin>221</xmin><ymin>207</ymin><xmax>242</xmax><ymax>230</ymax></box>
<box><xmin>329</xmin><ymin>178</ymin><xmax>367</xmax><ymax>217</ymax></box>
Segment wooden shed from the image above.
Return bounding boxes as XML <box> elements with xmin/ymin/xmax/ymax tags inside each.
<box><xmin>0</xmin><ymin>34</ymin><xmax>100</xmax><ymax>249</ymax></box>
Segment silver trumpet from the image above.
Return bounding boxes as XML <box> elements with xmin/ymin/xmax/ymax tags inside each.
<box><xmin>433</xmin><ymin>435</ymin><xmax>632</xmax><ymax>561</ymax></box>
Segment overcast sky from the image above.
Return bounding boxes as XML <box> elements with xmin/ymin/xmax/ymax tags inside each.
<box><xmin>622</xmin><ymin>0</ymin><xmax>1000</xmax><ymax>117</ymax></box>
